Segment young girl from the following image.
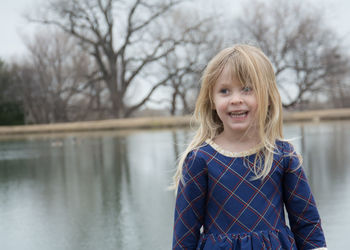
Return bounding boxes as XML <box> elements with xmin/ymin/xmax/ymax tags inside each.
<box><xmin>172</xmin><ymin>44</ymin><xmax>327</xmax><ymax>249</ymax></box>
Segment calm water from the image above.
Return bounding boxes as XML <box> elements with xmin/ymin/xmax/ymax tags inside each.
<box><xmin>0</xmin><ymin>121</ymin><xmax>349</xmax><ymax>250</ymax></box>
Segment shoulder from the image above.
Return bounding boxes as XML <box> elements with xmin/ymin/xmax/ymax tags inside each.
<box><xmin>183</xmin><ymin>140</ymin><xmax>217</xmax><ymax>169</ymax></box>
<box><xmin>186</xmin><ymin>141</ymin><xmax>213</xmax><ymax>161</ymax></box>
<box><xmin>275</xmin><ymin>139</ymin><xmax>296</xmax><ymax>155</ymax></box>
<box><xmin>275</xmin><ymin>140</ymin><xmax>302</xmax><ymax>172</ymax></box>
<box><xmin>181</xmin><ymin>145</ymin><xmax>209</xmax><ymax>183</ymax></box>
<box><xmin>183</xmin><ymin>143</ymin><xmax>210</xmax><ymax>168</ymax></box>
<box><xmin>275</xmin><ymin>140</ymin><xmax>297</xmax><ymax>158</ymax></box>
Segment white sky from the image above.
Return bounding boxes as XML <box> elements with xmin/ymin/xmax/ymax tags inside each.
<box><xmin>1</xmin><ymin>0</ymin><xmax>350</xmax><ymax>61</ymax></box>
<box><xmin>0</xmin><ymin>0</ymin><xmax>39</xmax><ymax>60</ymax></box>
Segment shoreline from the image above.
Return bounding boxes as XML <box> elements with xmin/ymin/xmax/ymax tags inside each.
<box><xmin>0</xmin><ymin>108</ymin><xmax>350</xmax><ymax>136</ymax></box>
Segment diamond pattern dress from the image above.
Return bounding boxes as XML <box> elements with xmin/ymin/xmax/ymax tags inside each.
<box><xmin>172</xmin><ymin>140</ymin><xmax>327</xmax><ymax>249</ymax></box>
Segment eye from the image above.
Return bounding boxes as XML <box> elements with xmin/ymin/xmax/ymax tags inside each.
<box><xmin>219</xmin><ymin>88</ymin><xmax>229</xmax><ymax>94</ymax></box>
<box><xmin>242</xmin><ymin>86</ymin><xmax>253</xmax><ymax>93</ymax></box>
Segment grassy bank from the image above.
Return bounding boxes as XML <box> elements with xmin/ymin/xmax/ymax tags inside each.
<box><xmin>0</xmin><ymin>115</ymin><xmax>192</xmax><ymax>135</ymax></box>
<box><xmin>0</xmin><ymin>108</ymin><xmax>350</xmax><ymax>136</ymax></box>
<box><xmin>283</xmin><ymin>108</ymin><xmax>350</xmax><ymax>122</ymax></box>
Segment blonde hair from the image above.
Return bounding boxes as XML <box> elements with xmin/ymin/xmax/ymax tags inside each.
<box><xmin>171</xmin><ymin>44</ymin><xmax>284</xmax><ymax>191</ymax></box>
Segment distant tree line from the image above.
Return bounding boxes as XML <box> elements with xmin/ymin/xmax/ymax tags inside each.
<box><xmin>0</xmin><ymin>60</ymin><xmax>24</xmax><ymax>125</ymax></box>
<box><xmin>1</xmin><ymin>0</ymin><xmax>349</xmax><ymax>125</ymax></box>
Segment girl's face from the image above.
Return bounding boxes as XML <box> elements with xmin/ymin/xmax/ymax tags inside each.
<box><xmin>212</xmin><ymin>66</ymin><xmax>259</xmax><ymax>138</ymax></box>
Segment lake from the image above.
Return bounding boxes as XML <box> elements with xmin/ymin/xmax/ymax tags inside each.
<box><xmin>0</xmin><ymin>121</ymin><xmax>349</xmax><ymax>249</ymax></box>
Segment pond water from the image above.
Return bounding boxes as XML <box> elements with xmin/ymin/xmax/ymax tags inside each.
<box><xmin>0</xmin><ymin>121</ymin><xmax>349</xmax><ymax>249</ymax></box>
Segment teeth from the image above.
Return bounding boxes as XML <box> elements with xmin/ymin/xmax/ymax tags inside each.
<box><xmin>229</xmin><ymin>111</ymin><xmax>247</xmax><ymax>117</ymax></box>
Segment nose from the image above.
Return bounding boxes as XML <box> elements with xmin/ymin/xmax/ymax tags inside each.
<box><xmin>230</xmin><ymin>92</ymin><xmax>243</xmax><ymax>105</ymax></box>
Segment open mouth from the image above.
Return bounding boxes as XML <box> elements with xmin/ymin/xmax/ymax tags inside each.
<box><xmin>228</xmin><ymin>111</ymin><xmax>249</xmax><ymax>118</ymax></box>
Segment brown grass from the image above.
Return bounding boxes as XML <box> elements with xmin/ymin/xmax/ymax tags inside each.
<box><xmin>0</xmin><ymin>115</ymin><xmax>192</xmax><ymax>135</ymax></box>
<box><xmin>283</xmin><ymin>108</ymin><xmax>350</xmax><ymax>122</ymax></box>
<box><xmin>0</xmin><ymin>108</ymin><xmax>350</xmax><ymax>136</ymax></box>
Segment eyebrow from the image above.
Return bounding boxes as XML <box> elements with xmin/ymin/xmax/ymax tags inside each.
<box><xmin>215</xmin><ymin>81</ymin><xmax>246</xmax><ymax>87</ymax></box>
<box><xmin>216</xmin><ymin>82</ymin><xmax>231</xmax><ymax>86</ymax></box>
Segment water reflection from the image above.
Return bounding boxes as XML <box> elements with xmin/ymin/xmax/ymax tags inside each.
<box><xmin>0</xmin><ymin>122</ymin><xmax>349</xmax><ymax>249</ymax></box>
<box><xmin>284</xmin><ymin>121</ymin><xmax>350</xmax><ymax>249</ymax></box>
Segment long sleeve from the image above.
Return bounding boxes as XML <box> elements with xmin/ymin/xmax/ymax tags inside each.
<box><xmin>172</xmin><ymin>150</ymin><xmax>208</xmax><ymax>249</ymax></box>
<box><xmin>282</xmin><ymin>143</ymin><xmax>327</xmax><ymax>250</ymax></box>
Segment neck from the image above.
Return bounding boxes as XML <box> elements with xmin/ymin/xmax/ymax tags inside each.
<box><xmin>214</xmin><ymin>129</ymin><xmax>261</xmax><ymax>153</ymax></box>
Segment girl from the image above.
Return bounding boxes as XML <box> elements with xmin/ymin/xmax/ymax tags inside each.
<box><xmin>172</xmin><ymin>44</ymin><xmax>327</xmax><ymax>249</ymax></box>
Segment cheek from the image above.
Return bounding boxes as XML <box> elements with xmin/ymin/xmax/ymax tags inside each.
<box><xmin>251</xmin><ymin>102</ymin><xmax>258</xmax><ymax>112</ymax></box>
<box><xmin>248</xmin><ymin>96</ymin><xmax>258</xmax><ymax>110</ymax></box>
<box><xmin>214</xmin><ymin>101</ymin><xmax>228</xmax><ymax>113</ymax></box>
<box><xmin>213</xmin><ymin>96</ymin><xmax>229</xmax><ymax>109</ymax></box>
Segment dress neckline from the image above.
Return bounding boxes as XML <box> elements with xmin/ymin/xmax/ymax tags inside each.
<box><xmin>205</xmin><ymin>139</ymin><xmax>263</xmax><ymax>157</ymax></box>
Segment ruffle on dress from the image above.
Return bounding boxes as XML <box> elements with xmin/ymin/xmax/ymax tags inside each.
<box><xmin>196</xmin><ymin>228</ymin><xmax>296</xmax><ymax>250</ymax></box>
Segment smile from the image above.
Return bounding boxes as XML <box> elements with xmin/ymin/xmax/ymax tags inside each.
<box><xmin>228</xmin><ymin>111</ymin><xmax>249</xmax><ymax>117</ymax></box>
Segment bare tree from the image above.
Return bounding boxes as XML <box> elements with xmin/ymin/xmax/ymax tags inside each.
<box><xmin>16</xmin><ymin>30</ymin><xmax>95</xmax><ymax>124</ymax></box>
<box><xmin>158</xmin><ymin>9</ymin><xmax>222</xmax><ymax>115</ymax></box>
<box><xmin>28</xmin><ymin>0</ymin><xmax>208</xmax><ymax>118</ymax></box>
<box><xmin>232</xmin><ymin>0</ymin><xmax>348</xmax><ymax>109</ymax></box>
<box><xmin>323</xmin><ymin>60</ymin><xmax>350</xmax><ymax>108</ymax></box>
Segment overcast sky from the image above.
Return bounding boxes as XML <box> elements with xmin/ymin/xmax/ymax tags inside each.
<box><xmin>1</xmin><ymin>0</ymin><xmax>350</xmax><ymax>61</ymax></box>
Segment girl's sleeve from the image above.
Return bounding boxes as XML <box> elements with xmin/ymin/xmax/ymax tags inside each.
<box><xmin>282</xmin><ymin>142</ymin><xmax>327</xmax><ymax>250</ymax></box>
<box><xmin>172</xmin><ymin>150</ymin><xmax>207</xmax><ymax>249</ymax></box>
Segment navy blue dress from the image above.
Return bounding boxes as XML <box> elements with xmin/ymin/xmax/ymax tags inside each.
<box><xmin>172</xmin><ymin>140</ymin><xmax>327</xmax><ymax>249</ymax></box>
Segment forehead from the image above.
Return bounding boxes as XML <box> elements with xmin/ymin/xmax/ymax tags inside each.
<box><xmin>215</xmin><ymin>65</ymin><xmax>242</xmax><ymax>86</ymax></box>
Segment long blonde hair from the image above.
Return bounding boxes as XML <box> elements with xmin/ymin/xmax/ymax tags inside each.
<box><xmin>171</xmin><ymin>44</ymin><xmax>284</xmax><ymax>191</ymax></box>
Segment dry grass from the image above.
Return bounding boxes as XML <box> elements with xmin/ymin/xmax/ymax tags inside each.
<box><xmin>0</xmin><ymin>115</ymin><xmax>192</xmax><ymax>135</ymax></box>
<box><xmin>0</xmin><ymin>108</ymin><xmax>350</xmax><ymax>136</ymax></box>
<box><xmin>283</xmin><ymin>108</ymin><xmax>350</xmax><ymax>122</ymax></box>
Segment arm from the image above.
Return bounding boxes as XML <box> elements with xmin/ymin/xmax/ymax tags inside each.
<box><xmin>282</xmin><ymin>142</ymin><xmax>327</xmax><ymax>250</ymax></box>
<box><xmin>172</xmin><ymin>150</ymin><xmax>207</xmax><ymax>250</ymax></box>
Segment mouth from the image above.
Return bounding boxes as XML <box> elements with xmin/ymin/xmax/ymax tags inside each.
<box><xmin>228</xmin><ymin>111</ymin><xmax>249</xmax><ymax>118</ymax></box>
